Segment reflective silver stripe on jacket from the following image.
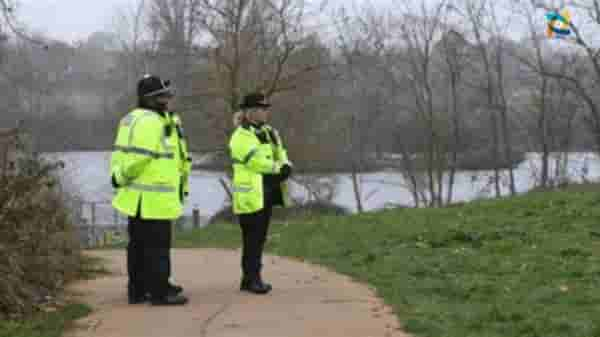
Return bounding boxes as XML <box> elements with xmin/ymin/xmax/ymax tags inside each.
<box><xmin>232</xmin><ymin>186</ymin><xmax>252</xmax><ymax>193</ymax></box>
<box><xmin>120</xmin><ymin>113</ymin><xmax>135</xmax><ymax>126</ymax></box>
<box><xmin>128</xmin><ymin>183</ymin><xmax>175</xmax><ymax>193</ymax></box>
<box><xmin>113</xmin><ymin>145</ymin><xmax>174</xmax><ymax>159</ymax></box>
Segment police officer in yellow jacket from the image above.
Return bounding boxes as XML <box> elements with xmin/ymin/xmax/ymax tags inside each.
<box><xmin>229</xmin><ymin>92</ymin><xmax>293</xmax><ymax>294</ymax></box>
<box><xmin>111</xmin><ymin>74</ymin><xmax>188</xmax><ymax>306</ymax></box>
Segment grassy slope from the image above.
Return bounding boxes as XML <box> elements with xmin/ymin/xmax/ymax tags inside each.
<box><xmin>175</xmin><ymin>189</ymin><xmax>600</xmax><ymax>337</ymax></box>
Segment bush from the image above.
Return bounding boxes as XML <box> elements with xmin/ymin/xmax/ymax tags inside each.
<box><xmin>209</xmin><ymin>200</ymin><xmax>350</xmax><ymax>224</ymax></box>
<box><xmin>0</xmin><ymin>157</ymin><xmax>82</xmax><ymax>320</ymax></box>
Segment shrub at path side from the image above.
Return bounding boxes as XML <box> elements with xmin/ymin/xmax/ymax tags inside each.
<box><xmin>0</xmin><ymin>158</ymin><xmax>82</xmax><ymax>320</ymax></box>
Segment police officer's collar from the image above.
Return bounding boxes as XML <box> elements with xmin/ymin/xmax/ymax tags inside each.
<box><xmin>139</xmin><ymin>107</ymin><xmax>167</xmax><ymax>118</ymax></box>
<box><xmin>242</xmin><ymin>120</ymin><xmax>265</xmax><ymax>131</ymax></box>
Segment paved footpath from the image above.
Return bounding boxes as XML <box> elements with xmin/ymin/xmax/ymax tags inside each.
<box><xmin>66</xmin><ymin>249</ymin><xmax>410</xmax><ymax>337</ymax></box>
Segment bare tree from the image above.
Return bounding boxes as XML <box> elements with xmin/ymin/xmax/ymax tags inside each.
<box><xmin>113</xmin><ymin>0</ymin><xmax>150</xmax><ymax>89</ymax></box>
<box><xmin>149</xmin><ymin>0</ymin><xmax>202</xmax><ymax>97</ymax></box>
<box><xmin>436</xmin><ymin>28</ymin><xmax>471</xmax><ymax>203</ymax></box>
<box><xmin>531</xmin><ymin>0</ymin><xmax>600</xmax><ymax>154</ymax></box>
<box><xmin>191</xmin><ymin>0</ymin><xmax>326</xmax><ymax>131</ymax></box>
<box><xmin>0</xmin><ymin>0</ymin><xmax>46</xmax><ymax>47</ymax></box>
<box><xmin>175</xmin><ymin>0</ymin><xmax>330</xmax><ymax>202</ymax></box>
<box><xmin>393</xmin><ymin>0</ymin><xmax>451</xmax><ymax>207</ymax></box>
<box><xmin>515</xmin><ymin>51</ymin><xmax>581</xmax><ymax>187</ymax></box>
<box><xmin>489</xmin><ymin>2</ymin><xmax>518</xmax><ymax>196</ymax></box>
<box><xmin>331</xmin><ymin>4</ymin><xmax>389</xmax><ymax>213</ymax></box>
<box><xmin>449</xmin><ymin>0</ymin><xmax>519</xmax><ymax>197</ymax></box>
<box><xmin>511</xmin><ymin>1</ymin><xmax>574</xmax><ymax>188</ymax></box>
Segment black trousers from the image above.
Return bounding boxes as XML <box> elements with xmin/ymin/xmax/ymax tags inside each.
<box><xmin>127</xmin><ymin>216</ymin><xmax>172</xmax><ymax>299</ymax></box>
<box><xmin>239</xmin><ymin>203</ymin><xmax>273</xmax><ymax>280</ymax></box>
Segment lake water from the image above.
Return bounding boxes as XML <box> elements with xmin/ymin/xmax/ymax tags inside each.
<box><xmin>44</xmin><ymin>151</ymin><xmax>600</xmax><ymax>226</ymax></box>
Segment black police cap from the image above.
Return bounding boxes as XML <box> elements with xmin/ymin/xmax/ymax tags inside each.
<box><xmin>239</xmin><ymin>92</ymin><xmax>271</xmax><ymax>109</ymax></box>
<box><xmin>137</xmin><ymin>74</ymin><xmax>174</xmax><ymax>97</ymax></box>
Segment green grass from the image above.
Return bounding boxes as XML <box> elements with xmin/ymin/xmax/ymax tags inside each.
<box><xmin>174</xmin><ymin>188</ymin><xmax>600</xmax><ymax>337</ymax></box>
<box><xmin>0</xmin><ymin>303</ymin><xmax>91</xmax><ymax>337</ymax></box>
<box><xmin>530</xmin><ymin>182</ymin><xmax>600</xmax><ymax>193</ymax></box>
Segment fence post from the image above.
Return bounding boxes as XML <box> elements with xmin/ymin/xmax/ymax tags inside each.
<box><xmin>174</xmin><ymin>218</ymin><xmax>183</xmax><ymax>232</ymax></box>
<box><xmin>91</xmin><ymin>226</ymin><xmax>97</xmax><ymax>247</ymax></box>
<box><xmin>78</xmin><ymin>199</ymin><xmax>84</xmax><ymax>224</ymax></box>
<box><xmin>193</xmin><ymin>206</ymin><xmax>200</xmax><ymax>229</ymax></box>
<box><xmin>91</xmin><ymin>202</ymin><xmax>96</xmax><ymax>226</ymax></box>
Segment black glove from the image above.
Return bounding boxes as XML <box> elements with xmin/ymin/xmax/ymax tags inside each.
<box><xmin>111</xmin><ymin>174</ymin><xmax>120</xmax><ymax>188</ymax></box>
<box><xmin>279</xmin><ymin>164</ymin><xmax>292</xmax><ymax>181</ymax></box>
<box><xmin>179</xmin><ymin>183</ymin><xmax>187</xmax><ymax>203</ymax></box>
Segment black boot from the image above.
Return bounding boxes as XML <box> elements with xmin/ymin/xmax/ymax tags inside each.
<box><xmin>240</xmin><ymin>276</ymin><xmax>250</xmax><ymax>291</ymax></box>
<box><xmin>241</xmin><ymin>276</ymin><xmax>272</xmax><ymax>294</ymax></box>
<box><xmin>128</xmin><ymin>284</ymin><xmax>147</xmax><ymax>304</ymax></box>
<box><xmin>150</xmin><ymin>294</ymin><xmax>189</xmax><ymax>306</ymax></box>
<box><xmin>258</xmin><ymin>274</ymin><xmax>271</xmax><ymax>289</ymax></box>
<box><xmin>168</xmin><ymin>282</ymin><xmax>183</xmax><ymax>296</ymax></box>
<box><xmin>128</xmin><ymin>294</ymin><xmax>147</xmax><ymax>304</ymax></box>
<box><xmin>144</xmin><ymin>283</ymin><xmax>182</xmax><ymax>301</ymax></box>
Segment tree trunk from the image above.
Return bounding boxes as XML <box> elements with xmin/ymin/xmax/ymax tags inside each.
<box><xmin>436</xmin><ymin>159</ymin><xmax>444</xmax><ymax>206</ymax></box>
<box><xmin>491</xmin><ymin>112</ymin><xmax>501</xmax><ymax>197</ymax></box>
<box><xmin>427</xmin><ymin>89</ymin><xmax>436</xmax><ymax>207</ymax></box>
<box><xmin>447</xmin><ymin>76</ymin><xmax>460</xmax><ymax>204</ymax></box>
<box><xmin>500</xmin><ymin>106</ymin><xmax>516</xmax><ymax>194</ymax></box>
<box><xmin>539</xmin><ymin>78</ymin><xmax>550</xmax><ymax>188</ymax></box>
<box><xmin>396</xmin><ymin>138</ymin><xmax>421</xmax><ymax>208</ymax></box>
<box><xmin>351</xmin><ymin>165</ymin><xmax>363</xmax><ymax>213</ymax></box>
<box><xmin>435</xmin><ymin>141</ymin><xmax>444</xmax><ymax>207</ymax></box>
<box><xmin>348</xmin><ymin>113</ymin><xmax>364</xmax><ymax>214</ymax></box>
<box><xmin>559</xmin><ymin>101</ymin><xmax>577</xmax><ymax>184</ymax></box>
<box><xmin>494</xmin><ymin>43</ymin><xmax>516</xmax><ymax>196</ymax></box>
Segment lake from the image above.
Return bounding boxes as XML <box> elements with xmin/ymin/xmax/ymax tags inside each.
<box><xmin>44</xmin><ymin>151</ymin><xmax>600</xmax><ymax>226</ymax></box>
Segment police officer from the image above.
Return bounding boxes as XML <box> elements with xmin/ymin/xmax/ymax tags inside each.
<box><xmin>229</xmin><ymin>92</ymin><xmax>293</xmax><ymax>294</ymax></box>
<box><xmin>110</xmin><ymin>74</ymin><xmax>188</xmax><ymax>306</ymax></box>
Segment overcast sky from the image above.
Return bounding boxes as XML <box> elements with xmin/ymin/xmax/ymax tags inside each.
<box><xmin>16</xmin><ymin>0</ymin><xmax>599</xmax><ymax>48</ymax></box>
<box><xmin>17</xmin><ymin>0</ymin><xmax>384</xmax><ymax>43</ymax></box>
<box><xmin>19</xmin><ymin>0</ymin><xmax>132</xmax><ymax>42</ymax></box>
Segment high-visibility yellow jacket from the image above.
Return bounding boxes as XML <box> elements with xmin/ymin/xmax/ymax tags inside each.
<box><xmin>111</xmin><ymin>108</ymin><xmax>182</xmax><ymax>219</ymax></box>
<box><xmin>229</xmin><ymin>123</ymin><xmax>292</xmax><ymax>214</ymax></box>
